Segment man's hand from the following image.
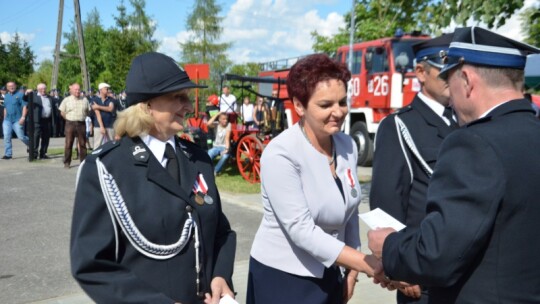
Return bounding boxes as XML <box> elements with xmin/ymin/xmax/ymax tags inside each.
<box><xmin>342</xmin><ymin>270</ymin><xmax>358</xmax><ymax>303</ymax></box>
<box><xmin>398</xmin><ymin>284</ymin><xmax>422</xmax><ymax>299</ymax></box>
<box><xmin>367</xmin><ymin>227</ymin><xmax>395</xmax><ymax>259</ymax></box>
<box><xmin>204</xmin><ymin>277</ymin><xmax>234</xmax><ymax>304</ymax></box>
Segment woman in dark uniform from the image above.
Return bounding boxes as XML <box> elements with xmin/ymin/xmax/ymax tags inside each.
<box><xmin>70</xmin><ymin>52</ymin><xmax>236</xmax><ymax>304</ymax></box>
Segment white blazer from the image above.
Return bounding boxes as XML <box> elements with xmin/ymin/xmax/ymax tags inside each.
<box><xmin>250</xmin><ymin>123</ymin><xmax>362</xmax><ymax>278</ymax></box>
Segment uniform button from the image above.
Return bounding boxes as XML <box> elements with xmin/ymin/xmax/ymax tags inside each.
<box><xmin>185</xmin><ymin>205</ymin><xmax>193</xmax><ymax>212</ymax></box>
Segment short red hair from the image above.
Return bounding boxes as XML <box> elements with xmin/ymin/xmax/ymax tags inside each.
<box><xmin>286</xmin><ymin>54</ymin><xmax>351</xmax><ymax>108</ymax></box>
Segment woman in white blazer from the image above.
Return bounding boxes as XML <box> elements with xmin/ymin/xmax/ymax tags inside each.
<box><xmin>247</xmin><ymin>54</ymin><xmax>377</xmax><ymax>304</ymax></box>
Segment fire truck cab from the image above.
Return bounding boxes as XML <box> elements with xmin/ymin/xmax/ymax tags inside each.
<box><xmin>336</xmin><ymin>31</ymin><xmax>430</xmax><ymax>165</ymax></box>
<box><xmin>259</xmin><ymin>31</ymin><xmax>430</xmax><ymax>166</ymax></box>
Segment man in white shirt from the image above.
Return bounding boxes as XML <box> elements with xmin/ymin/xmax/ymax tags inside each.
<box><xmin>241</xmin><ymin>96</ymin><xmax>255</xmax><ymax>127</ymax></box>
<box><xmin>24</xmin><ymin>83</ymin><xmax>54</xmax><ymax>159</ymax></box>
<box><xmin>219</xmin><ymin>86</ymin><xmax>236</xmax><ymax>113</ymax></box>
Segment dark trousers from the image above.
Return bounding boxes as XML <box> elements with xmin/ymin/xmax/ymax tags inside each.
<box><xmin>55</xmin><ymin>115</ymin><xmax>65</xmax><ymax>137</ymax></box>
<box><xmin>32</xmin><ymin>117</ymin><xmax>52</xmax><ymax>157</ymax></box>
<box><xmin>64</xmin><ymin>120</ymin><xmax>87</xmax><ymax>165</ymax></box>
<box><xmin>247</xmin><ymin>257</ymin><xmax>343</xmax><ymax>304</ymax></box>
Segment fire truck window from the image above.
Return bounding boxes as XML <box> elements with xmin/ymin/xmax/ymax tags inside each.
<box><xmin>336</xmin><ymin>52</ymin><xmax>343</xmax><ymax>64</ymax></box>
<box><xmin>353</xmin><ymin>51</ymin><xmax>362</xmax><ymax>74</ymax></box>
<box><xmin>392</xmin><ymin>40</ymin><xmax>419</xmax><ymax>72</ymax></box>
<box><xmin>366</xmin><ymin>47</ymin><xmax>388</xmax><ymax>74</ymax></box>
<box><xmin>344</xmin><ymin>50</ymin><xmax>362</xmax><ymax>74</ymax></box>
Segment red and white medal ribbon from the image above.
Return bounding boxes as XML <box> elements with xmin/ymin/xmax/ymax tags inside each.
<box><xmin>192</xmin><ymin>173</ymin><xmax>213</xmax><ymax>204</ymax></box>
<box><xmin>347</xmin><ymin>168</ymin><xmax>358</xmax><ymax>198</ymax></box>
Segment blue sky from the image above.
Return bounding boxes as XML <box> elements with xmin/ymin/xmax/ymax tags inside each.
<box><xmin>1</xmin><ymin>0</ymin><xmax>533</xmax><ymax>68</ymax></box>
<box><xmin>1</xmin><ymin>0</ymin><xmax>351</xmax><ymax>65</ymax></box>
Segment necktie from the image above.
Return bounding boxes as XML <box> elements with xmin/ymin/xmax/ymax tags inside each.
<box><xmin>443</xmin><ymin>107</ymin><xmax>458</xmax><ymax>128</ymax></box>
<box><xmin>164</xmin><ymin>143</ymin><xmax>180</xmax><ymax>184</ymax></box>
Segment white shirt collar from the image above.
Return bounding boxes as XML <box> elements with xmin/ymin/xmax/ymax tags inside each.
<box><xmin>417</xmin><ymin>92</ymin><xmax>453</xmax><ymax>125</ymax></box>
<box><xmin>139</xmin><ymin>134</ymin><xmax>176</xmax><ymax>167</ymax></box>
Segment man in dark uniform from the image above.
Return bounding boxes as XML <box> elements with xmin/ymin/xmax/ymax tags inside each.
<box><xmin>70</xmin><ymin>52</ymin><xmax>236</xmax><ymax>303</ymax></box>
<box><xmin>369</xmin><ymin>33</ymin><xmax>456</xmax><ymax>303</ymax></box>
<box><xmin>368</xmin><ymin>27</ymin><xmax>540</xmax><ymax>303</ymax></box>
<box><xmin>23</xmin><ymin>83</ymin><xmax>54</xmax><ymax>159</ymax></box>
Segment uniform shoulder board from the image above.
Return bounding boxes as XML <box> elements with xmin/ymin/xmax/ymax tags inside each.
<box><xmin>90</xmin><ymin>140</ymin><xmax>120</xmax><ymax>157</ymax></box>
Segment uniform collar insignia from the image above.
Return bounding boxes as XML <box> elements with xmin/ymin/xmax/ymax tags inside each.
<box><xmin>177</xmin><ymin>141</ymin><xmax>192</xmax><ymax>159</ymax></box>
<box><xmin>131</xmin><ymin>144</ymin><xmax>149</xmax><ymax>162</ymax></box>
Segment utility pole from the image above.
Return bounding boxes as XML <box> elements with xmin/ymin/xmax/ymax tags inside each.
<box><xmin>73</xmin><ymin>0</ymin><xmax>90</xmax><ymax>92</ymax></box>
<box><xmin>51</xmin><ymin>0</ymin><xmax>64</xmax><ymax>91</ymax></box>
<box><xmin>344</xmin><ymin>0</ymin><xmax>356</xmax><ymax>135</ymax></box>
<box><xmin>50</xmin><ymin>0</ymin><xmax>90</xmax><ymax>92</ymax></box>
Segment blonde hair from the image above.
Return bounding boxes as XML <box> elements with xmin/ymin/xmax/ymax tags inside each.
<box><xmin>114</xmin><ymin>102</ymin><xmax>154</xmax><ymax>137</ymax></box>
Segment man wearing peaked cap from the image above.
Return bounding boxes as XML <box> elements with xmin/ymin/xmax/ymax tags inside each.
<box><xmin>368</xmin><ymin>26</ymin><xmax>540</xmax><ymax>303</ymax></box>
<box><xmin>70</xmin><ymin>52</ymin><xmax>236</xmax><ymax>303</ymax></box>
<box><xmin>370</xmin><ymin>33</ymin><xmax>457</xmax><ymax>304</ymax></box>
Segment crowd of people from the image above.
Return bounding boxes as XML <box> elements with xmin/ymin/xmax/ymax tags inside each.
<box><xmin>0</xmin><ymin>80</ymin><xmax>128</xmax><ymax>165</ymax></box>
<box><xmin>1</xmin><ymin>74</ymin><xmax>281</xmax><ymax>175</ymax></box>
<box><xmin>3</xmin><ymin>25</ymin><xmax>540</xmax><ymax>304</ymax></box>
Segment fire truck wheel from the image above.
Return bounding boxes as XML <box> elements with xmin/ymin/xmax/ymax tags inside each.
<box><xmin>350</xmin><ymin>121</ymin><xmax>373</xmax><ymax>167</ymax></box>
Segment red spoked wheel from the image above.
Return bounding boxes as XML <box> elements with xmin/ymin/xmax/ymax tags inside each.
<box><xmin>236</xmin><ymin>134</ymin><xmax>264</xmax><ymax>183</ymax></box>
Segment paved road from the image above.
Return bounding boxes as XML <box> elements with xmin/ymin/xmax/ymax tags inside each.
<box><xmin>0</xmin><ymin>137</ymin><xmax>395</xmax><ymax>304</ymax></box>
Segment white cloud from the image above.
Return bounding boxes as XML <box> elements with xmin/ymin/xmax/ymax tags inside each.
<box><xmin>220</xmin><ymin>0</ymin><xmax>345</xmax><ymax>64</ymax></box>
<box><xmin>0</xmin><ymin>31</ymin><xmax>36</xmax><ymax>44</ymax></box>
<box><xmin>157</xmin><ymin>31</ymin><xmax>191</xmax><ymax>59</ymax></box>
<box><xmin>36</xmin><ymin>45</ymin><xmax>54</xmax><ymax>64</ymax></box>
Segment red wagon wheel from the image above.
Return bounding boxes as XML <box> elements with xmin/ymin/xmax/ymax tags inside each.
<box><xmin>236</xmin><ymin>134</ymin><xmax>264</xmax><ymax>183</ymax></box>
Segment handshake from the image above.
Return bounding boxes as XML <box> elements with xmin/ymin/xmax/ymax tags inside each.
<box><xmin>361</xmin><ymin>227</ymin><xmax>422</xmax><ymax>299</ymax></box>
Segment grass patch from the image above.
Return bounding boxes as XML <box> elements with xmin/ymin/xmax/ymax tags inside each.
<box><xmin>49</xmin><ymin>147</ymin><xmax>259</xmax><ymax>194</ymax></box>
<box><xmin>47</xmin><ymin>148</ymin><xmax>65</xmax><ymax>156</ymax></box>
<box><xmin>215</xmin><ymin>163</ymin><xmax>261</xmax><ymax>194</ymax></box>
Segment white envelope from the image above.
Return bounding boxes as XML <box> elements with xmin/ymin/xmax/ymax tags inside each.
<box><xmin>359</xmin><ymin>208</ymin><xmax>406</xmax><ymax>231</ymax></box>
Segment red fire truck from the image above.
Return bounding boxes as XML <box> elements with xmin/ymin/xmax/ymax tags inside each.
<box><xmin>259</xmin><ymin>31</ymin><xmax>430</xmax><ymax>166</ymax></box>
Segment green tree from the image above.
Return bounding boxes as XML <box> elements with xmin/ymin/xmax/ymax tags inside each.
<box><xmin>0</xmin><ymin>33</ymin><xmax>35</xmax><ymax>86</ymax></box>
<box><xmin>99</xmin><ymin>0</ymin><xmax>157</xmax><ymax>92</ymax></box>
<box><xmin>180</xmin><ymin>0</ymin><xmax>232</xmax><ymax>94</ymax></box>
<box><xmin>521</xmin><ymin>6</ymin><xmax>540</xmax><ymax>47</ymax></box>
<box><xmin>312</xmin><ymin>0</ymin><xmax>525</xmax><ymax>54</ymax></box>
<box><xmin>56</xmin><ymin>0</ymin><xmax>158</xmax><ymax>94</ymax></box>
<box><xmin>432</xmin><ymin>0</ymin><xmax>524</xmax><ymax>29</ymax></box>
<box><xmin>58</xmin><ymin>22</ymin><xmax>84</xmax><ymax>93</ymax></box>
<box><xmin>127</xmin><ymin>0</ymin><xmax>159</xmax><ymax>52</ymax></box>
<box><xmin>312</xmin><ymin>0</ymin><xmax>431</xmax><ymax>54</ymax></box>
<box><xmin>27</xmin><ymin>59</ymin><xmax>54</xmax><ymax>89</ymax></box>
<box><xmin>83</xmin><ymin>8</ymin><xmax>107</xmax><ymax>91</ymax></box>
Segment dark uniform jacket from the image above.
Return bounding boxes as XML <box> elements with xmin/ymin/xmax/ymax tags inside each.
<box><xmin>23</xmin><ymin>92</ymin><xmax>56</xmax><ymax>125</ymax></box>
<box><xmin>370</xmin><ymin>95</ymin><xmax>456</xmax><ymax>303</ymax></box>
<box><xmin>382</xmin><ymin>99</ymin><xmax>540</xmax><ymax>303</ymax></box>
<box><xmin>370</xmin><ymin>95</ymin><xmax>456</xmax><ymax>229</ymax></box>
<box><xmin>71</xmin><ymin>135</ymin><xmax>236</xmax><ymax>303</ymax></box>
